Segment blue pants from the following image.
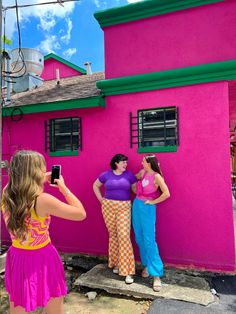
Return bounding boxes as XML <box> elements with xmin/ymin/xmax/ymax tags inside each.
<box><xmin>132</xmin><ymin>198</ymin><xmax>164</xmax><ymax>277</ymax></box>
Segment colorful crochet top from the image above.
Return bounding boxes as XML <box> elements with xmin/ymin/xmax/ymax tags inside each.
<box><xmin>2</xmin><ymin>206</ymin><xmax>51</xmax><ymax>250</ymax></box>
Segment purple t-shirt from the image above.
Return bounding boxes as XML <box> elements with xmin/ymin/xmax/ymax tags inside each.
<box><xmin>98</xmin><ymin>169</ymin><xmax>137</xmax><ymax>201</ymax></box>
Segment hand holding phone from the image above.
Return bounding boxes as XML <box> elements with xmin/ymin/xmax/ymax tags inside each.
<box><xmin>51</xmin><ymin>165</ymin><xmax>61</xmax><ymax>185</ymax></box>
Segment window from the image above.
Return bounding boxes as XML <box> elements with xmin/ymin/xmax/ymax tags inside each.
<box><xmin>130</xmin><ymin>106</ymin><xmax>178</xmax><ymax>153</ymax></box>
<box><xmin>45</xmin><ymin>117</ymin><xmax>82</xmax><ymax>156</ymax></box>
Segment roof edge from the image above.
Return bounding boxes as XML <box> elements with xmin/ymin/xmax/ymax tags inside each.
<box><xmin>44</xmin><ymin>53</ymin><xmax>86</xmax><ymax>74</ymax></box>
<box><xmin>3</xmin><ymin>96</ymin><xmax>105</xmax><ymax>116</ymax></box>
<box><xmin>94</xmin><ymin>0</ymin><xmax>224</xmax><ymax>28</ymax></box>
<box><xmin>96</xmin><ymin>59</ymin><xmax>236</xmax><ymax>96</ymax></box>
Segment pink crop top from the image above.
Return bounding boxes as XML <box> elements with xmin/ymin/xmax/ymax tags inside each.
<box><xmin>136</xmin><ymin>171</ymin><xmax>159</xmax><ymax>201</ymax></box>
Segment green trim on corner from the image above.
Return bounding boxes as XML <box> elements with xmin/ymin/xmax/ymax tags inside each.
<box><xmin>96</xmin><ymin>59</ymin><xmax>236</xmax><ymax>96</ymax></box>
<box><xmin>2</xmin><ymin>96</ymin><xmax>105</xmax><ymax>117</ymax></box>
<box><xmin>138</xmin><ymin>146</ymin><xmax>178</xmax><ymax>153</ymax></box>
<box><xmin>49</xmin><ymin>151</ymin><xmax>79</xmax><ymax>157</ymax></box>
<box><xmin>94</xmin><ymin>0</ymin><xmax>224</xmax><ymax>28</ymax></box>
<box><xmin>44</xmin><ymin>53</ymin><xmax>86</xmax><ymax>74</ymax></box>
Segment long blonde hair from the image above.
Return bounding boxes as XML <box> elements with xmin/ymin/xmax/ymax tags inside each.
<box><xmin>2</xmin><ymin>150</ymin><xmax>46</xmax><ymax>239</ymax></box>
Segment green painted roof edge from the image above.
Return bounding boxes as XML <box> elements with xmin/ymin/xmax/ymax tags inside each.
<box><xmin>96</xmin><ymin>59</ymin><xmax>236</xmax><ymax>96</ymax></box>
<box><xmin>44</xmin><ymin>53</ymin><xmax>86</xmax><ymax>74</ymax></box>
<box><xmin>94</xmin><ymin>0</ymin><xmax>224</xmax><ymax>28</ymax></box>
<box><xmin>2</xmin><ymin>96</ymin><xmax>105</xmax><ymax>116</ymax></box>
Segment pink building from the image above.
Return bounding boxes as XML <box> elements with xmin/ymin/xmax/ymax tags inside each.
<box><xmin>41</xmin><ymin>53</ymin><xmax>86</xmax><ymax>80</ymax></box>
<box><xmin>1</xmin><ymin>0</ymin><xmax>236</xmax><ymax>273</ymax></box>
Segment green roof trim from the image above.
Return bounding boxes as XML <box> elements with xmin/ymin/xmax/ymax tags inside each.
<box><xmin>94</xmin><ymin>0</ymin><xmax>224</xmax><ymax>28</ymax></box>
<box><xmin>96</xmin><ymin>59</ymin><xmax>236</xmax><ymax>96</ymax></box>
<box><xmin>138</xmin><ymin>146</ymin><xmax>178</xmax><ymax>153</ymax></box>
<box><xmin>44</xmin><ymin>53</ymin><xmax>86</xmax><ymax>74</ymax></box>
<box><xmin>2</xmin><ymin>96</ymin><xmax>105</xmax><ymax>116</ymax></box>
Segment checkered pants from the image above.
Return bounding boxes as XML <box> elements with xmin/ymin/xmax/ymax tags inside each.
<box><xmin>101</xmin><ymin>198</ymin><xmax>135</xmax><ymax>276</ymax></box>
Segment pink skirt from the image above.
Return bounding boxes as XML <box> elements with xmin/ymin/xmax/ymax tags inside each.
<box><xmin>5</xmin><ymin>242</ymin><xmax>67</xmax><ymax>312</ymax></box>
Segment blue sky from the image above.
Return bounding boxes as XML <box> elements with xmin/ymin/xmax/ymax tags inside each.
<box><xmin>2</xmin><ymin>0</ymin><xmax>141</xmax><ymax>72</ymax></box>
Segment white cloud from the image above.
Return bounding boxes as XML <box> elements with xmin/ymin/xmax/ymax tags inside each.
<box><xmin>3</xmin><ymin>0</ymin><xmax>75</xmax><ymax>38</ymax></box>
<box><xmin>37</xmin><ymin>34</ymin><xmax>61</xmax><ymax>54</ymax></box>
<box><xmin>94</xmin><ymin>0</ymin><xmax>101</xmax><ymax>8</ymax></box>
<box><xmin>63</xmin><ymin>48</ymin><xmax>77</xmax><ymax>59</ymax></box>
<box><xmin>61</xmin><ymin>18</ymin><xmax>73</xmax><ymax>44</ymax></box>
<box><xmin>93</xmin><ymin>0</ymin><xmax>108</xmax><ymax>9</ymax></box>
<box><xmin>38</xmin><ymin>13</ymin><xmax>56</xmax><ymax>32</ymax></box>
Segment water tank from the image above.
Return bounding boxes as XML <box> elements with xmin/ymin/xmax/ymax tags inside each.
<box><xmin>10</xmin><ymin>48</ymin><xmax>44</xmax><ymax>77</ymax></box>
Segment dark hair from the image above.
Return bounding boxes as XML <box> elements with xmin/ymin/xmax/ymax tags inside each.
<box><xmin>110</xmin><ymin>154</ymin><xmax>128</xmax><ymax>170</ymax></box>
<box><xmin>145</xmin><ymin>154</ymin><xmax>163</xmax><ymax>176</ymax></box>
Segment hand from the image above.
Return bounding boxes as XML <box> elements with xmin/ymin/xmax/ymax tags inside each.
<box><xmin>51</xmin><ymin>175</ymin><xmax>68</xmax><ymax>194</ymax></box>
<box><xmin>145</xmin><ymin>200</ymin><xmax>153</xmax><ymax>205</ymax></box>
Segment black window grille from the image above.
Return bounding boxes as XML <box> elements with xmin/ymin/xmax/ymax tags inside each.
<box><xmin>45</xmin><ymin>117</ymin><xmax>82</xmax><ymax>152</ymax></box>
<box><xmin>130</xmin><ymin>106</ymin><xmax>179</xmax><ymax>148</ymax></box>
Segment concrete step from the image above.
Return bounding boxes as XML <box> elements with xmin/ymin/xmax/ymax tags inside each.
<box><xmin>74</xmin><ymin>264</ymin><xmax>215</xmax><ymax>306</ymax></box>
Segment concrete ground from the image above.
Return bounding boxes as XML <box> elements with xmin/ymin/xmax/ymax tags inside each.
<box><xmin>0</xmin><ymin>252</ymin><xmax>235</xmax><ymax>314</ymax></box>
<box><xmin>0</xmin><ymin>274</ymin><xmax>150</xmax><ymax>314</ymax></box>
<box><xmin>148</xmin><ymin>275</ymin><xmax>236</xmax><ymax>314</ymax></box>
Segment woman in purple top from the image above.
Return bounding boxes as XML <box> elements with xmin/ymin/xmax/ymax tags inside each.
<box><xmin>93</xmin><ymin>154</ymin><xmax>136</xmax><ymax>284</ymax></box>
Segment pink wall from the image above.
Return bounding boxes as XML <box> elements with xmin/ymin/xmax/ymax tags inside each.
<box><xmin>1</xmin><ymin>81</ymin><xmax>235</xmax><ymax>272</ymax></box>
<box><xmin>41</xmin><ymin>59</ymin><xmax>83</xmax><ymax>81</ymax></box>
<box><xmin>104</xmin><ymin>0</ymin><xmax>236</xmax><ymax>78</ymax></box>
<box><xmin>229</xmin><ymin>80</ymin><xmax>236</xmax><ymax>132</ymax></box>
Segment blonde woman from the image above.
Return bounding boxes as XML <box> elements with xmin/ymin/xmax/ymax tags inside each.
<box><xmin>2</xmin><ymin>150</ymin><xmax>86</xmax><ymax>314</ymax></box>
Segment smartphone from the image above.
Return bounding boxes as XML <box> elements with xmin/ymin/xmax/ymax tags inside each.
<box><xmin>51</xmin><ymin>165</ymin><xmax>61</xmax><ymax>185</ymax></box>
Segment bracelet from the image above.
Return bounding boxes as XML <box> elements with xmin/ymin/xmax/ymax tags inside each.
<box><xmin>64</xmin><ymin>189</ymin><xmax>71</xmax><ymax>196</ymax></box>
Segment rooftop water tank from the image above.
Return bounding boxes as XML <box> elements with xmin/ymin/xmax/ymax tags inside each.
<box><xmin>10</xmin><ymin>48</ymin><xmax>44</xmax><ymax>93</ymax></box>
<box><xmin>10</xmin><ymin>48</ymin><xmax>44</xmax><ymax>77</ymax></box>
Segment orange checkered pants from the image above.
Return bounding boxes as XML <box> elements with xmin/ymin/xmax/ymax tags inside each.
<box><xmin>101</xmin><ymin>198</ymin><xmax>135</xmax><ymax>276</ymax></box>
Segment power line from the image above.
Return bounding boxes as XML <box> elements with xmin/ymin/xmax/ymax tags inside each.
<box><xmin>3</xmin><ymin>0</ymin><xmax>80</xmax><ymax>11</ymax></box>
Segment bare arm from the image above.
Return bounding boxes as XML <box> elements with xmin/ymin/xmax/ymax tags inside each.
<box><xmin>36</xmin><ymin>192</ymin><xmax>86</xmax><ymax>221</ymax></box>
<box><xmin>93</xmin><ymin>179</ymin><xmax>103</xmax><ymax>203</ymax></box>
<box><xmin>36</xmin><ymin>174</ymin><xmax>86</xmax><ymax>221</ymax></box>
<box><xmin>131</xmin><ymin>183</ymin><xmax>137</xmax><ymax>194</ymax></box>
<box><xmin>136</xmin><ymin>169</ymin><xmax>144</xmax><ymax>180</ymax></box>
<box><xmin>146</xmin><ymin>173</ymin><xmax>170</xmax><ymax>205</ymax></box>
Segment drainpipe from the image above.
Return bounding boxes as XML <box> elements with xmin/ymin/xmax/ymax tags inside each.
<box><xmin>6</xmin><ymin>53</ymin><xmax>11</xmax><ymax>102</ymax></box>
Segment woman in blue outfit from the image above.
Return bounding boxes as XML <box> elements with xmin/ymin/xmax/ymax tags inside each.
<box><xmin>132</xmin><ymin>154</ymin><xmax>170</xmax><ymax>292</ymax></box>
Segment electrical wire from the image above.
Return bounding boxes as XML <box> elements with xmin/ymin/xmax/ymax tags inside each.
<box><xmin>1</xmin><ymin>0</ymin><xmax>80</xmax><ymax>105</ymax></box>
<box><xmin>1</xmin><ymin>0</ymin><xmax>27</xmax><ymax>84</ymax></box>
<box><xmin>3</xmin><ymin>0</ymin><xmax>80</xmax><ymax>11</ymax></box>
<box><xmin>10</xmin><ymin>0</ymin><xmax>27</xmax><ymax>77</ymax></box>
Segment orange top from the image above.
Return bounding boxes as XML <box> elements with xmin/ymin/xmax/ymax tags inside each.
<box><xmin>2</xmin><ymin>206</ymin><xmax>51</xmax><ymax>250</ymax></box>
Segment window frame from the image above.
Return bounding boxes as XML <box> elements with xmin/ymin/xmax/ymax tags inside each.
<box><xmin>45</xmin><ymin>116</ymin><xmax>82</xmax><ymax>157</ymax></box>
<box><xmin>137</xmin><ymin>106</ymin><xmax>179</xmax><ymax>153</ymax></box>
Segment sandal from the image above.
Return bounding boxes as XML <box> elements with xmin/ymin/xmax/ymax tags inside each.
<box><xmin>153</xmin><ymin>277</ymin><xmax>162</xmax><ymax>292</ymax></box>
<box><xmin>125</xmin><ymin>275</ymin><xmax>134</xmax><ymax>284</ymax></box>
<box><xmin>141</xmin><ymin>267</ymin><xmax>149</xmax><ymax>278</ymax></box>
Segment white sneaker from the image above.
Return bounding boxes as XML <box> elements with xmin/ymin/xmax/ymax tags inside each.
<box><xmin>113</xmin><ymin>267</ymin><xmax>119</xmax><ymax>274</ymax></box>
<box><xmin>125</xmin><ymin>275</ymin><xmax>134</xmax><ymax>284</ymax></box>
